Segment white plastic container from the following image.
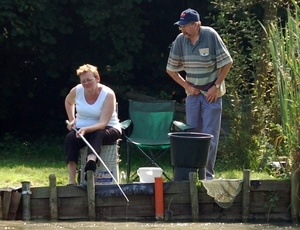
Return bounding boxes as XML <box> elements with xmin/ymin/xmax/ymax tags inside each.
<box><xmin>137</xmin><ymin>167</ymin><xmax>163</xmax><ymax>183</ymax></box>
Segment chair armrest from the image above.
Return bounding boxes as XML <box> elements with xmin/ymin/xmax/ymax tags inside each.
<box><xmin>173</xmin><ymin>120</ymin><xmax>194</xmax><ymax>131</ymax></box>
<box><xmin>120</xmin><ymin>119</ymin><xmax>132</xmax><ymax>130</ymax></box>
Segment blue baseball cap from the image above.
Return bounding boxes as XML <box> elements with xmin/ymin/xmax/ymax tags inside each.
<box><xmin>174</xmin><ymin>8</ymin><xmax>200</xmax><ymax>26</ymax></box>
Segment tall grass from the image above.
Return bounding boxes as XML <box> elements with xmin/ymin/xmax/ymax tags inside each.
<box><xmin>268</xmin><ymin>0</ymin><xmax>300</xmax><ymax>171</ymax></box>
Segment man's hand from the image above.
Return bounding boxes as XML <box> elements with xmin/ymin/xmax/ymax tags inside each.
<box><xmin>186</xmin><ymin>84</ymin><xmax>201</xmax><ymax>96</ymax></box>
<box><xmin>206</xmin><ymin>86</ymin><xmax>219</xmax><ymax>103</ymax></box>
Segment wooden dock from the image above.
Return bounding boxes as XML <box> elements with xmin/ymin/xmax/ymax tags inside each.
<box><xmin>0</xmin><ymin>170</ymin><xmax>292</xmax><ymax>222</ymax></box>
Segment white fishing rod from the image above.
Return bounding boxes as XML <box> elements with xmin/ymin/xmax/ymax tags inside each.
<box><xmin>65</xmin><ymin>120</ymin><xmax>129</xmax><ymax>203</ymax></box>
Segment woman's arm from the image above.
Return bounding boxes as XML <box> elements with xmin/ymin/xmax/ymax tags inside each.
<box><xmin>65</xmin><ymin>87</ymin><xmax>76</xmax><ymax>130</ymax></box>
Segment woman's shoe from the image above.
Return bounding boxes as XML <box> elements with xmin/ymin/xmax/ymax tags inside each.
<box><xmin>84</xmin><ymin>160</ymin><xmax>97</xmax><ymax>181</ymax></box>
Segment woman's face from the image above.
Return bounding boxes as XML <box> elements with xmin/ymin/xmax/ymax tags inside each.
<box><xmin>79</xmin><ymin>71</ymin><xmax>98</xmax><ymax>89</ymax></box>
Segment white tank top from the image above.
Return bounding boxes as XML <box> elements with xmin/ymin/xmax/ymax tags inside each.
<box><xmin>75</xmin><ymin>84</ymin><xmax>121</xmax><ymax>133</ymax></box>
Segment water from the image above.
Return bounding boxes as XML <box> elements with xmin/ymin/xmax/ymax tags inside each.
<box><xmin>0</xmin><ymin>221</ymin><xmax>299</xmax><ymax>230</ymax></box>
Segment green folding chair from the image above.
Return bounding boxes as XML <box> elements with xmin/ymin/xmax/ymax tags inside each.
<box><xmin>121</xmin><ymin>99</ymin><xmax>192</xmax><ymax>183</ymax></box>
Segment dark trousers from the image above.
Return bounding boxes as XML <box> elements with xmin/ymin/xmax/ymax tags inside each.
<box><xmin>64</xmin><ymin>127</ymin><xmax>121</xmax><ymax>165</ymax></box>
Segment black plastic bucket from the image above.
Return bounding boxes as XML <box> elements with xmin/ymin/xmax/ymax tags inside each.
<box><xmin>168</xmin><ymin>132</ymin><xmax>213</xmax><ymax>181</ymax></box>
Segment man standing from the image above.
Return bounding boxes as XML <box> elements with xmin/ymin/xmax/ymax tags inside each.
<box><xmin>166</xmin><ymin>8</ymin><xmax>233</xmax><ymax>179</ymax></box>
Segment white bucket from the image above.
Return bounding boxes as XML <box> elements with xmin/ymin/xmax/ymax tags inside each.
<box><xmin>137</xmin><ymin>167</ymin><xmax>163</xmax><ymax>183</ymax></box>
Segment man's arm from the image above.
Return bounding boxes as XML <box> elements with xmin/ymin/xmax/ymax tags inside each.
<box><xmin>214</xmin><ymin>62</ymin><xmax>232</xmax><ymax>86</ymax></box>
<box><xmin>206</xmin><ymin>62</ymin><xmax>233</xmax><ymax>103</ymax></box>
<box><xmin>166</xmin><ymin>70</ymin><xmax>201</xmax><ymax>96</ymax></box>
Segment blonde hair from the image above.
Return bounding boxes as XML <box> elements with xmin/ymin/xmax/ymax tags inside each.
<box><xmin>76</xmin><ymin>64</ymin><xmax>100</xmax><ymax>78</ymax></box>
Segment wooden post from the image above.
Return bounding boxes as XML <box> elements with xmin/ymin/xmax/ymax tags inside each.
<box><xmin>189</xmin><ymin>172</ymin><xmax>199</xmax><ymax>222</ymax></box>
<box><xmin>242</xmin><ymin>169</ymin><xmax>250</xmax><ymax>223</ymax></box>
<box><xmin>22</xmin><ymin>181</ymin><xmax>31</xmax><ymax>220</ymax></box>
<box><xmin>2</xmin><ymin>190</ymin><xmax>11</xmax><ymax>220</ymax></box>
<box><xmin>49</xmin><ymin>174</ymin><xmax>58</xmax><ymax>221</ymax></box>
<box><xmin>87</xmin><ymin>170</ymin><xmax>95</xmax><ymax>221</ymax></box>
<box><xmin>291</xmin><ymin>168</ymin><xmax>300</xmax><ymax>224</ymax></box>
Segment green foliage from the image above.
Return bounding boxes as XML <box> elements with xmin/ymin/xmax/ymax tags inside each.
<box><xmin>0</xmin><ymin>133</ymin><xmax>64</xmax><ymax>162</ymax></box>
<box><xmin>268</xmin><ymin>0</ymin><xmax>300</xmax><ymax>171</ymax></box>
<box><xmin>210</xmin><ymin>0</ymin><xmax>289</xmax><ymax>175</ymax></box>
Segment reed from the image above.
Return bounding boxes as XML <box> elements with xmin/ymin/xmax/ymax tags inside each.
<box><xmin>268</xmin><ymin>0</ymin><xmax>300</xmax><ymax>171</ymax></box>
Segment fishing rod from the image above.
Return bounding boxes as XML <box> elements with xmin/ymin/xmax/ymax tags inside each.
<box><xmin>65</xmin><ymin>120</ymin><xmax>129</xmax><ymax>203</ymax></box>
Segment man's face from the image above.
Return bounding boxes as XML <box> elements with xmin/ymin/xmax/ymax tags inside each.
<box><xmin>178</xmin><ymin>22</ymin><xmax>196</xmax><ymax>38</ymax></box>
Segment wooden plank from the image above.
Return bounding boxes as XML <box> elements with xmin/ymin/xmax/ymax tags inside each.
<box><xmin>58</xmin><ymin>197</ymin><xmax>89</xmax><ymax>220</ymax></box>
<box><xmin>250</xmin><ymin>199</ymin><xmax>290</xmax><ymax>213</ymax></box>
<box><xmin>250</xmin><ymin>180</ymin><xmax>290</xmax><ymax>191</ymax></box>
<box><xmin>97</xmin><ymin>206</ymin><xmax>111</xmax><ymax>219</ymax></box>
<box><xmin>262</xmin><ymin>190</ymin><xmax>290</xmax><ymax>199</ymax></box>
<box><xmin>164</xmin><ymin>193</ymin><xmax>190</xmax><ymax>205</ymax></box>
<box><xmin>198</xmin><ymin>192</ymin><xmax>215</xmax><ymax>203</ymax></box>
<box><xmin>99</xmin><ymin>204</ymin><xmax>155</xmax><ymax>219</ymax></box>
<box><xmin>171</xmin><ymin>203</ymin><xmax>191</xmax><ymax>217</ymax></box>
<box><xmin>31</xmin><ymin>187</ymin><xmax>49</xmax><ymax>199</ymax></box>
<box><xmin>96</xmin><ymin>195</ymin><xmax>153</xmax><ymax>206</ymax></box>
<box><xmin>251</xmin><ymin>212</ymin><xmax>291</xmax><ymax>221</ymax></box>
<box><xmin>164</xmin><ymin>181</ymin><xmax>190</xmax><ymax>193</ymax></box>
<box><xmin>8</xmin><ymin>191</ymin><xmax>22</xmax><ymax>220</ymax></box>
<box><xmin>58</xmin><ymin>186</ymin><xmax>87</xmax><ymax>198</ymax></box>
<box><xmin>59</xmin><ymin>197</ymin><xmax>88</xmax><ymax>208</ymax></box>
<box><xmin>2</xmin><ymin>191</ymin><xmax>11</xmax><ymax>220</ymax></box>
<box><xmin>30</xmin><ymin>186</ymin><xmax>87</xmax><ymax>199</ymax></box>
<box><xmin>30</xmin><ymin>198</ymin><xmax>50</xmax><ymax>219</ymax></box>
<box><xmin>58</xmin><ymin>205</ymin><xmax>89</xmax><ymax>220</ymax></box>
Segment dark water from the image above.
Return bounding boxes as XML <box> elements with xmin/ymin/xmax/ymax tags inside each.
<box><xmin>0</xmin><ymin>221</ymin><xmax>299</xmax><ymax>230</ymax></box>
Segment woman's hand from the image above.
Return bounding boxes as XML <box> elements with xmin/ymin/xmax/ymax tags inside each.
<box><xmin>76</xmin><ymin>127</ymin><xmax>88</xmax><ymax>138</ymax></box>
<box><xmin>66</xmin><ymin>120</ymin><xmax>75</xmax><ymax>131</ymax></box>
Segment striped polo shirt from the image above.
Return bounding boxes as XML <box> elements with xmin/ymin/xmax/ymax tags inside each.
<box><xmin>166</xmin><ymin>26</ymin><xmax>232</xmax><ymax>97</ymax></box>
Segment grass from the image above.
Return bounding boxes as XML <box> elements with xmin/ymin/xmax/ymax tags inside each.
<box><xmin>0</xmin><ymin>136</ymin><xmax>276</xmax><ymax>189</ymax></box>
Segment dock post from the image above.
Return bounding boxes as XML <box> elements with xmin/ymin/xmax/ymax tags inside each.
<box><xmin>242</xmin><ymin>169</ymin><xmax>250</xmax><ymax>223</ymax></box>
<box><xmin>22</xmin><ymin>181</ymin><xmax>31</xmax><ymax>220</ymax></box>
<box><xmin>154</xmin><ymin>177</ymin><xmax>164</xmax><ymax>220</ymax></box>
<box><xmin>49</xmin><ymin>174</ymin><xmax>58</xmax><ymax>221</ymax></box>
<box><xmin>87</xmin><ymin>170</ymin><xmax>95</xmax><ymax>221</ymax></box>
<box><xmin>189</xmin><ymin>172</ymin><xmax>199</xmax><ymax>222</ymax></box>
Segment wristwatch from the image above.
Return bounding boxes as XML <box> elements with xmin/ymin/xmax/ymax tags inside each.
<box><xmin>214</xmin><ymin>83</ymin><xmax>220</xmax><ymax>89</ymax></box>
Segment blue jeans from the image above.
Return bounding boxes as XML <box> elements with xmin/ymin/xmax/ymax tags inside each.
<box><xmin>185</xmin><ymin>94</ymin><xmax>222</xmax><ymax>179</ymax></box>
